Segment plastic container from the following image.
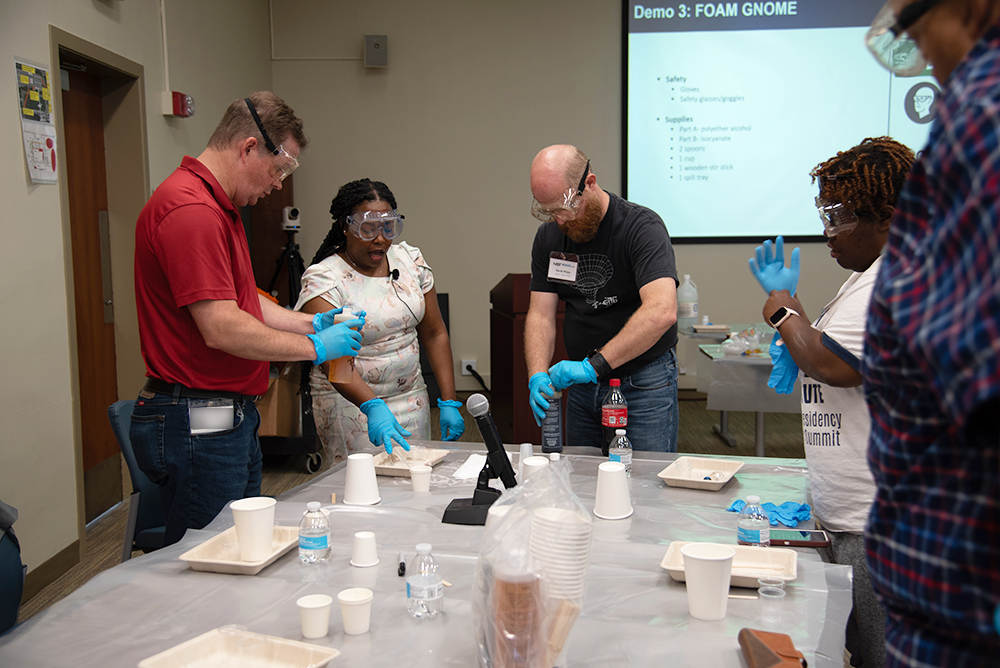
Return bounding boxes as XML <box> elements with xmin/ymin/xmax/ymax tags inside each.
<box><xmin>406</xmin><ymin>543</ymin><xmax>443</xmax><ymax>618</ymax></box>
<box><xmin>677</xmin><ymin>275</ymin><xmax>699</xmax><ymax>332</ymax></box>
<box><xmin>609</xmin><ymin>428</ymin><xmax>632</xmax><ymax>476</ymax></box>
<box><xmin>327</xmin><ymin>308</ymin><xmax>358</xmax><ymax>384</ymax></box>
<box><xmin>298</xmin><ymin>501</ymin><xmax>331</xmax><ymax>564</ymax></box>
<box><xmin>601</xmin><ymin>379</ymin><xmax>628</xmax><ymax>456</ymax></box>
<box><xmin>541</xmin><ymin>390</ymin><xmax>563</xmax><ymax>453</ymax></box>
<box><xmin>736</xmin><ymin>495</ymin><xmax>770</xmax><ymax>547</ymax></box>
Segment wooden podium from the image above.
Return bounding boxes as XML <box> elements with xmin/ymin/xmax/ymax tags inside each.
<box><xmin>489</xmin><ymin>274</ymin><xmax>566</xmax><ymax>444</ymax></box>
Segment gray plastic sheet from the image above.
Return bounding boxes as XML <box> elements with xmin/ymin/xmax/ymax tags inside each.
<box><xmin>697</xmin><ymin>344</ymin><xmax>802</xmax><ymax>413</ymax></box>
<box><xmin>0</xmin><ymin>444</ymin><xmax>850</xmax><ymax>667</ymax></box>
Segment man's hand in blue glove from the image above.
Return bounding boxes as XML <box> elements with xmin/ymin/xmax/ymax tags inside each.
<box><xmin>306</xmin><ymin>313</ymin><xmax>365</xmax><ymax>364</ymax></box>
<box><xmin>437</xmin><ymin>399</ymin><xmax>465</xmax><ymax>441</ymax></box>
<box><xmin>548</xmin><ymin>359</ymin><xmax>598</xmax><ymax>391</ymax></box>
<box><xmin>528</xmin><ymin>372</ymin><xmax>555</xmax><ymax>426</ymax></box>
<box><xmin>767</xmin><ymin>333</ymin><xmax>799</xmax><ymax>395</ymax></box>
<box><xmin>749</xmin><ymin>236</ymin><xmax>801</xmax><ymax>296</ymax></box>
<box><xmin>313</xmin><ymin>307</ymin><xmax>366</xmax><ymax>333</ymax></box>
<box><xmin>360</xmin><ymin>397</ymin><xmax>411</xmax><ymax>454</ymax></box>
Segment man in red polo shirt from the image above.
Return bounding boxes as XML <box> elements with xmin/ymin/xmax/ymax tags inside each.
<box><xmin>131</xmin><ymin>91</ymin><xmax>364</xmax><ymax>546</ymax></box>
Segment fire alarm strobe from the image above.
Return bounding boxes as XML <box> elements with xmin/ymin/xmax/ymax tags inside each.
<box><xmin>166</xmin><ymin>91</ymin><xmax>195</xmax><ymax>117</ymax></box>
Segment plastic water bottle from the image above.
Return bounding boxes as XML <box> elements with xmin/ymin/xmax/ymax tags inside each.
<box><xmin>541</xmin><ymin>390</ymin><xmax>563</xmax><ymax>453</ymax></box>
<box><xmin>609</xmin><ymin>428</ymin><xmax>632</xmax><ymax>476</ymax></box>
<box><xmin>677</xmin><ymin>274</ymin><xmax>699</xmax><ymax>332</ymax></box>
<box><xmin>298</xmin><ymin>501</ymin><xmax>330</xmax><ymax>563</ymax></box>
<box><xmin>406</xmin><ymin>543</ymin><xmax>443</xmax><ymax>618</ymax></box>
<box><xmin>737</xmin><ymin>495</ymin><xmax>770</xmax><ymax>547</ymax></box>
<box><xmin>601</xmin><ymin>379</ymin><xmax>628</xmax><ymax>457</ymax></box>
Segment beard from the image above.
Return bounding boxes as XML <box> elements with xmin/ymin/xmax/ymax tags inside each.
<box><xmin>560</xmin><ymin>192</ymin><xmax>602</xmax><ymax>243</ymax></box>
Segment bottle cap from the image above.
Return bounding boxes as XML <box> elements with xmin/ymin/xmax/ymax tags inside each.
<box><xmin>615</xmin><ymin>429</ymin><xmax>626</xmax><ymax>435</ymax></box>
<box><xmin>746</xmin><ymin>495</ymin><xmax>760</xmax><ymax>505</ymax></box>
<box><xmin>684</xmin><ymin>274</ymin><xmax>691</xmax><ymax>280</ymax></box>
<box><xmin>307</xmin><ymin>501</ymin><xmax>320</xmax><ymax>511</ymax></box>
<box><xmin>416</xmin><ymin>543</ymin><xmax>431</xmax><ymax>554</ymax></box>
<box><xmin>609</xmin><ymin>378</ymin><xmax>621</xmax><ymax>387</ymax></box>
<box><xmin>549</xmin><ymin>452</ymin><xmax>560</xmax><ymax>461</ymax></box>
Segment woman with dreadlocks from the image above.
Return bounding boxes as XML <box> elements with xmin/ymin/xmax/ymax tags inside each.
<box><xmin>748</xmin><ymin>137</ymin><xmax>916</xmax><ymax>668</ymax></box>
<box><xmin>294</xmin><ymin>178</ymin><xmax>464</xmax><ymax>460</ymax></box>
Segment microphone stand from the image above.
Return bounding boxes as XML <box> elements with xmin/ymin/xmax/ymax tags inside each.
<box><xmin>442</xmin><ymin>440</ymin><xmax>517</xmax><ymax>526</ymax></box>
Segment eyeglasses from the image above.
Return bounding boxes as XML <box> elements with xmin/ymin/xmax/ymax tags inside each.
<box><xmin>345</xmin><ymin>210</ymin><xmax>405</xmax><ymax>241</ymax></box>
<box><xmin>531</xmin><ymin>160</ymin><xmax>591</xmax><ymax>223</ymax></box>
<box><xmin>243</xmin><ymin>97</ymin><xmax>299</xmax><ymax>181</ymax></box>
<box><xmin>815</xmin><ymin>197</ymin><xmax>860</xmax><ymax>238</ymax></box>
<box><xmin>865</xmin><ymin>0</ymin><xmax>942</xmax><ymax>76</ymax></box>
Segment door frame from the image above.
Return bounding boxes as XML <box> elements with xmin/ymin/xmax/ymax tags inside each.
<box><xmin>50</xmin><ymin>27</ymin><xmax>150</xmax><ymax>551</ymax></box>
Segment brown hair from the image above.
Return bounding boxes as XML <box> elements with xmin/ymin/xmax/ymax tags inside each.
<box><xmin>207</xmin><ymin>91</ymin><xmax>308</xmax><ymax>152</ymax></box>
<box><xmin>810</xmin><ymin>136</ymin><xmax>915</xmax><ymax>222</ymax></box>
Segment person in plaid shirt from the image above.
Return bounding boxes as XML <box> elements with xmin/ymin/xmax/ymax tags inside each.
<box><xmin>862</xmin><ymin>1</ymin><xmax>1000</xmax><ymax>665</ymax></box>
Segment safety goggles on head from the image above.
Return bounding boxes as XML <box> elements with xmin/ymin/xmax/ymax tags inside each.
<box><xmin>345</xmin><ymin>210</ymin><xmax>405</xmax><ymax>241</ymax></box>
<box><xmin>865</xmin><ymin>0</ymin><xmax>942</xmax><ymax>77</ymax></box>
<box><xmin>815</xmin><ymin>197</ymin><xmax>860</xmax><ymax>238</ymax></box>
<box><xmin>531</xmin><ymin>160</ymin><xmax>591</xmax><ymax>223</ymax></box>
<box><xmin>244</xmin><ymin>97</ymin><xmax>300</xmax><ymax>181</ymax></box>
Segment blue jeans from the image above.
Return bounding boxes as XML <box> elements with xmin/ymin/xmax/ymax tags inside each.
<box><xmin>130</xmin><ymin>394</ymin><xmax>263</xmax><ymax>546</ymax></box>
<box><xmin>566</xmin><ymin>348</ymin><xmax>679</xmax><ymax>452</ymax></box>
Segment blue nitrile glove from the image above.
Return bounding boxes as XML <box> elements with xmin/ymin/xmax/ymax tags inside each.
<box><xmin>313</xmin><ymin>307</ymin><xmax>367</xmax><ymax>333</ymax></box>
<box><xmin>360</xmin><ymin>397</ymin><xmax>411</xmax><ymax>454</ymax></box>
<box><xmin>528</xmin><ymin>372</ymin><xmax>555</xmax><ymax>426</ymax></box>
<box><xmin>749</xmin><ymin>236</ymin><xmax>801</xmax><ymax>296</ymax></box>
<box><xmin>306</xmin><ymin>313</ymin><xmax>365</xmax><ymax>364</ymax></box>
<box><xmin>762</xmin><ymin>501</ymin><xmax>812</xmax><ymax>527</ymax></box>
<box><xmin>767</xmin><ymin>333</ymin><xmax>800</xmax><ymax>395</ymax></box>
<box><xmin>437</xmin><ymin>399</ymin><xmax>465</xmax><ymax>441</ymax></box>
<box><xmin>548</xmin><ymin>359</ymin><xmax>598</xmax><ymax>391</ymax></box>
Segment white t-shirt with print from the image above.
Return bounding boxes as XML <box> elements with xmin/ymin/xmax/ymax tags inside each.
<box><xmin>800</xmin><ymin>257</ymin><xmax>880</xmax><ymax>534</ymax></box>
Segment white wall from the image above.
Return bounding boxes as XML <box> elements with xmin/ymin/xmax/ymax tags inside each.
<box><xmin>0</xmin><ymin>0</ymin><xmax>272</xmax><ymax>573</ymax></box>
<box><xmin>271</xmin><ymin>0</ymin><xmax>845</xmax><ymax>393</ymax></box>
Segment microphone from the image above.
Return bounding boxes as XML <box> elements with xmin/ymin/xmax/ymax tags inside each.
<box><xmin>467</xmin><ymin>393</ymin><xmax>517</xmax><ymax>489</ymax></box>
<box><xmin>390</xmin><ymin>268</ymin><xmax>399</xmax><ymax>280</ymax></box>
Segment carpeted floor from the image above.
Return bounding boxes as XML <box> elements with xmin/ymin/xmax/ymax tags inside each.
<box><xmin>17</xmin><ymin>390</ymin><xmax>805</xmax><ymax>624</ymax></box>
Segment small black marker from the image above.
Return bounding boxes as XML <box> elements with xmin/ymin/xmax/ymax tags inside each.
<box><xmin>397</xmin><ymin>550</ymin><xmax>406</xmax><ymax>577</ymax></box>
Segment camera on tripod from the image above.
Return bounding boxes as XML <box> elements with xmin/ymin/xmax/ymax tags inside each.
<box><xmin>282</xmin><ymin>206</ymin><xmax>300</xmax><ymax>231</ymax></box>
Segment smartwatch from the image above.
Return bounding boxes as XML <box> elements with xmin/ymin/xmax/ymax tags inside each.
<box><xmin>768</xmin><ymin>306</ymin><xmax>800</xmax><ymax>329</ymax></box>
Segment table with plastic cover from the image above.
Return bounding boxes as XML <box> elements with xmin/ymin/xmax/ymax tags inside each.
<box><xmin>697</xmin><ymin>343</ymin><xmax>802</xmax><ymax>456</ymax></box>
<box><xmin>0</xmin><ymin>444</ymin><xmax>850</xmax><ymax>668</ymax></box>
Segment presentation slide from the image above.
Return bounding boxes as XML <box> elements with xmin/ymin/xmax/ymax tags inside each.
<box><xmin>625</xmin><ymin>1</ymin><xmax>938</xmax><ymax>241</ymax></box>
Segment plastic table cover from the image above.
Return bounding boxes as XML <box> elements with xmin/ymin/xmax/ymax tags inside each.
<box><xmin>0</xmin><ymin>444</ymin><xmax>851</xmax><ymax>667</ymax></box>
<box><xmin>697</xmin><ymin>344</ymin><xmax>802</xmax><ymax>413</ymax></box>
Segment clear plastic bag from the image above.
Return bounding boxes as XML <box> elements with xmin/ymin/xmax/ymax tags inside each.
<box><xmin>721</xmin><ymin>326</ymin><xmax>765</xmax><ymax>356</ymax></box>
<box><xmin>473</xmin><ymin>460</ymin><xmax>591</xmax><ymax>668</ymax></box>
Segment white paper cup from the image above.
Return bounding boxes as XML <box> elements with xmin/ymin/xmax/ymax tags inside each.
<box><xmin>680</xmin><ymin>543</ymin><xmax>735</xmax><ymax>621</ymax></box>
<box><xmin>759</xmin><ymin>586</ymin><xmax>786</xmax><ymax>626</ymax></box>
<box><xmin>229</xmin><ymin>497</ymin><xmax>276</xmax><ymax>562</ymax></box>
<box><xmin>594</xmin><ymin>461</ymin><xmax>633</xmax><ymax>520</ymax></box>
<box><xmin>351</xmin><ymin>531</ymin><xmax>379</xmax><ymax>567</ymax></box>
<box><xmin>297</xmin><ymin>594</ymin><xmax>333</xmax><ymax>639</ymax></box>
<box><xmin>522</xmin><ymin>456</ymin><xmax>550</xmax><ymax>481</ymax></box>
<box><xmin>409</xmin><ymin>465</ymin><xmax>432</xmax><ymax>492</ymax></box>
<box><xmin>344</xmin><ymin>453</ymin><xmax>381</xmax><ymax>505</ymax></box>
<box><xmin>338</xmin><ymin>587</ymin><xmax>374</xmax><ymax>635</ymax></box>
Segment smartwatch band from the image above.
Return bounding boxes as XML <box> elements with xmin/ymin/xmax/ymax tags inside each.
<box><xmin>587</xmin><ymin>351</ymin><xmax>613</xmax><ymax>380</ymax></box>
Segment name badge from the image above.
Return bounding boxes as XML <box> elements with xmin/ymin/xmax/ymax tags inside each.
<box><xmin>189</xmin><ymin>399</ymin><xmax>235</xmax><ymax>434</ymax></box>
<box><xmin>548</xmin><ymin>252</ymin><xmax>579</xmax><ymax>285</ymax></box>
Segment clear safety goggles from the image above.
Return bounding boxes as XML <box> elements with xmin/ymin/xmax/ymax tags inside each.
<box><xmin>865</xmin><ymin>0</ymin><xmax>942</xmax><ymax>77</ymax></box>
<box><xmin>531</xmin><ymin>160</ymin><xmax>590</xmax><ymax>223</ymax></box>
<box><xmin>244</xmin><ymin>97</ymin><xmax>300</xmax><ymax>182</ymax></box>
<box><xmin>815</xmin><ymin>197</ymin><xmax>860</xmax><ymax>238</ymax></box>
<box><xmin>345</xmin><ymin>210</ymin><xmax>405</xmax><ymax>241</ymax></box>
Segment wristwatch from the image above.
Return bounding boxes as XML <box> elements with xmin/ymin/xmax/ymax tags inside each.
<box><xmin>768</xmin><ymin>306</ymin><xmax>800</xmax><ymax>329</ymax></box>
<box><xmin>586</xmin><ymin>350</ymin><xmax>613</xmax><ymax>380</ymax></box>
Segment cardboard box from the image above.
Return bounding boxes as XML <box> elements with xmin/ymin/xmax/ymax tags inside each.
<box><xmin>256</xmin><ymin>364</ymin><xmax>301</xmax><ymax>436</ymax></box>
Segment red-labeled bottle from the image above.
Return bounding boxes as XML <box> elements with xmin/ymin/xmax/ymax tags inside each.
<box><xmin>600</xmin><ymin>379</ymin><xmax>627</xmax><ymax>456</ymax></box>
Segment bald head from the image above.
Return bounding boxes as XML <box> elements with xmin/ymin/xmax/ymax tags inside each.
<box><xmin>530</xmin><ymin>145</ymin><xmax>590</xmax><ymax>202</ymax></box>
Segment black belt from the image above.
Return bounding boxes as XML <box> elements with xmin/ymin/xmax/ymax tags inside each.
<box><xmin>143</xmin><ymin>377</ymin><xmax>260</xmax><ymax>403</ymax></box>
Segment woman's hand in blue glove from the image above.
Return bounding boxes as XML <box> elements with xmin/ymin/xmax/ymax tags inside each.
<box><xmin>749</xmin><ymin>236</ymin><xmax>801</xmax><ymax>296</ymax></box>
<box><xmin>437</xmin><ymin>399</ymin><xmax>465</xmax><ymax>441</ymax></box>
<box><xmin>767</xmin><ymin>333</ymin><xmax>799</xmax><ymax>395</ymax></box>
<box><xmin>360</xmin><ymin>397</ymin><xmax>411</xmax><ymax>454</ymax></box>
<box><xmin>528</xmin><ymin>373</ymin><xmax>555</xmax><ymax>426</ymax></box>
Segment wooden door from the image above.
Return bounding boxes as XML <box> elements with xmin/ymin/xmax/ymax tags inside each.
<box><xmin>62</xmin><ymin>68</ymin><xmax>121</xmax><ymax>522</ymax></box>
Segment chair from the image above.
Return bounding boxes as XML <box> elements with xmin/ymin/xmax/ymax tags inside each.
<box><xmin>108</xmin><ymin>400</ymin><xmax>166</xmax><ymax>562</ymax></box>
<box><xmin>0</xmin><ymin>531</ymin><xmax>24</xmax><ymax>635</ymax></box>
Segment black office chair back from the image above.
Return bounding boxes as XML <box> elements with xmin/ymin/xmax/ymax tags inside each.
<box><xmin>108</xmin><ymin>400</ymin><xmax>166</xmax><ymax>561</ymax></box>
<box><xmin>0</xmin><ymin>531</ymin><xmax>24</xmax><ymax>636</ymax></box>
